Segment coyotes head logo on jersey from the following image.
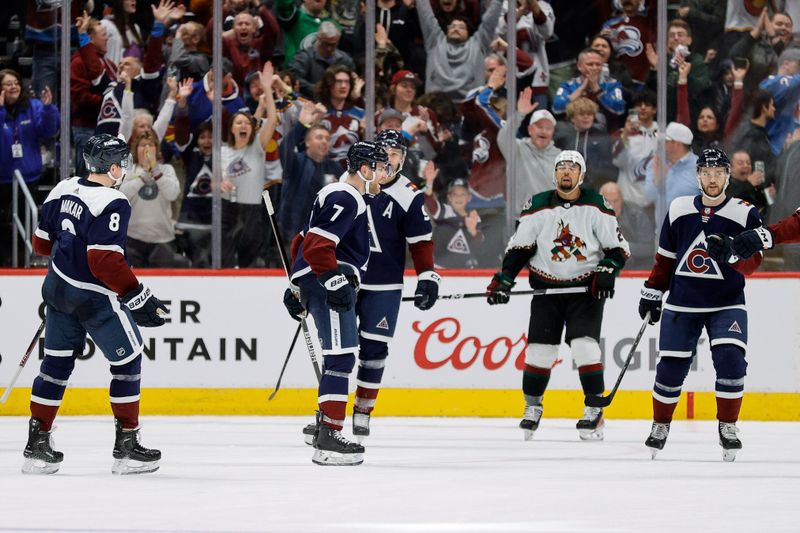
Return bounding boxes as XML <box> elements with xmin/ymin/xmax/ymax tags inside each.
<box><xmin>550</xmin><ymin>221</ymin><xmax>587</xmax><ymax>262</ymax></box>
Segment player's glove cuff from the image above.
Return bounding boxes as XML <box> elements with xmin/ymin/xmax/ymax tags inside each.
<box><xmin>417</xmin><ymin>270</ymin><xmax>441</xmax><ymax>286</ymax></box>
<box><xmin>320</xmin><ymin>270</ymin><xmax>349</xmax><ymax>291</ymax></box>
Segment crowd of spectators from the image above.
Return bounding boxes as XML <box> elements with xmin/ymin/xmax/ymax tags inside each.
<box><xmin>2</xmin><ymin>0</ymin><xmax>800</xmax><ymax>271</ymax></box>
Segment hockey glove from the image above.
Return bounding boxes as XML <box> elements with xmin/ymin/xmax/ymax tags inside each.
<box><xmin>319</xmin><ymin>268</ymin><xmax>354</xmax><ymax>313</ymax></box>
<box><xmin>121</xmin><ymin>284</ymin><xmax>167</xmax><ymax>327</ymax></box>
<box><xmin>638</xmin><ymin>285</ymin><xmax>663</xmax><ymax>324</ymax></box>
<box><xmin>706</xmin><ymin>233</ymin><xmax>734</xmax><ymax>263</ymax></box>
<box><xmin>414</xmin><ymin>271</ymin><xmax>441</xmax><ymax>310</ymax></box>
<box><xmin>486</xmin><ymin>271</ymin><xmax>515</xmax><ymax>305</ymax></box>
<box><xmin>283</xmin><ymin>288</ymin><xmax>305</xmax><ymax>321</ymax></box>
<box><xmin>732</xmin><ymin>227</ymin><xmax>773</xmax><ymax>259</ymax></box>
<box><xmin>591</xmin><ymin>260</ymin><xmax>617</xmax><ymax>300</ymax></box>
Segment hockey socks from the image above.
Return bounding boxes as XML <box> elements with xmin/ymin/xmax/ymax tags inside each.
<box><xmin>578</xmin><ymin>363</ymin><xmax>604</xmax><ymax>396</ymax></box>
<box><xmin>522</xmin><ymin>364</ymin><xmax>550</xmax><ymax>398</ymax></box>
<box><xmin>716</xmin><ymin>397</ymin><xmax>743</xmax><ymax>424</ymax></box>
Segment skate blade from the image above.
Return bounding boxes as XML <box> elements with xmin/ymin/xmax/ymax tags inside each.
<box><xmin>112</xmin><ymin>457</ymin><xmax>160</xmax><ymax>475</ymax></box>
<box><xmin>355</xmin><ymin>435</ymin><xmax>365</xmax><ymax>444</ymax></box>
<box><xmin>522</xmin><ymin>429</ymin><xmax>535</xmax><ymax>441</ymax></box>
<box><xmin>312</xmin><ymin>449</ymin><xmax>364</xmax><ymax>466</ymax></box>
<box><xmin>22</xmin><ymin>457</ymin><xmax>60</xmax><ymax>475</ymax></box>
<box><xmin>648</xmin><ymin>447</ymin><xmax>660</xmax><ymax>460</ymax></box>
<box><xmin>722</xmin><ymin>449</ymin><xmax>738</xmax><ymax>462</ymax></box>
<box><xmin>303</xmin><ymin>434</ymin><xmax>315</xmax><ymax>446</ymax></box>
<box><xmin>579</xmin><ymin>428</ymin><xmax>604</xmax><ymax>441</ymax></box>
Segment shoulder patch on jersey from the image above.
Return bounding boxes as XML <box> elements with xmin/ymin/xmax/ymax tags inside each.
<box><xmin>668</xmin><ymin>195</ymin><xmax>699</xmax><ymax>224</ymax></box>
<box><xmin>383</xmin><ymin>176</ymin><xmax>420</xmax><ymax>211</ymax></box>
<box><xmin>576</xmin><ymin>189</ymin><xmax>616</xmax><ymax>216</ymax></box>
<box><xmin>675</xmin><ymin>231</ymin><xmax>724</xmax><ymax>280</ymax></box>
<box><xmin>716</xmin><ymin>198</ymin><xmax>757</xmax><ymax>228</ymax></box>
<box><xmin>519</xmin><ymin>191</ymin><xmax>553</xmax><ymax>216</ymax></box>
<box><xmin>81</xmin><ymin>183</ymin><xmax>130</xmax><ymax>217</ymax></box>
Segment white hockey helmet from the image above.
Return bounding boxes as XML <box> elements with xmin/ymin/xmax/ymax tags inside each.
<box><xmin>553</xmin><ymin>150</ymin><xmax>586</xmax><ymax>191</ymax></box>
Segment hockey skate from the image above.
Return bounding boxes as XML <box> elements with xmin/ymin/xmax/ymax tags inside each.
<box><xmin>112</xmin><ymin>419</ymin><xmax>161</xmax><ymax>475</ymax></box>
<box><xmin>576</xmin><ymin>406</ymin><xmax>604</xmax><ymax>441</ymax></box>
<box><xmin>645</xmin><ymin>422</ymin><xmax>670</xmax><ymax>459</ymax></box>
<box><xmin>312</xmin><ymin>424</ymin><xmax>364</xmax><ymax>466</ymax></box>
<box><xmin>718</xmin><ymin>422</ymin><xmax>742</xmax><ymax>462</ymax></box>
<box><xmin>22</xmin><ymin>418</ymin><xmax>63</xmax><ymax>475</ymax></box>
<box><xmin>352</xmin><ymin>410</ymin><xmax>371</xmax><ymax>443</ymax></box>
<box><xmin>519</xmin><ymin>404</ymin><xmax>543</xmax><ymax>441</ymax></box>
<box><xmin>302</xmin><ymin>422</ymin><xmax>317</xmax><ymax>446</ymax></box>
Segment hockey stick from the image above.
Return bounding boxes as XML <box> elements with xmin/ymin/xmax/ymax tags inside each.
<box><xmin>584</xmin><ymin>312</ymin><xmax>651</xmax><ymax>408</ymax></box>
<box><xmin>268</xmin><ymin>322</ymin><xmax>302</xmax><ymax>401</ymax></box>
<box><xmin>400</xmin><ymin>286</ymin><xmax>589</xmax><ymax>302</ymax></box>
<box><xmin>0</xmin><ymin>318</ymin><xmax>46</xmax><ymax>404</ymax></box>
<box><xmin>261</xmin><ymin>190</ymin><xmax>322</xmax><ymax>383</ymax></box>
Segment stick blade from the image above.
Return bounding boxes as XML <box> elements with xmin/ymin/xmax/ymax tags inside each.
<box><xmin>267</xmin><ymin>390</ymin><xmax>278</xmax><ymax>401</ymax></box>
<box><xmin>585</xmin><ymin>394</ymin><xmax>612</xmax><ymax>408</ymax></box>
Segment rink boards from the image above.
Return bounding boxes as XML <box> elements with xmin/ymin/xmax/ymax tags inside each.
<box><xmin>0</xmin><ymin>269</ymin><xmax>799</xmax><ymax>420</ymax></box>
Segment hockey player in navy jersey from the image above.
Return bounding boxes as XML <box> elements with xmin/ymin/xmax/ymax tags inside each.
<box><xmin>349</xmin><ymin>129</ymin><xmax>440</xmax><ymax>440</ymax></box>
<box><xmin>639</xmin><ymin>148</ymin><xmax>763</xmax><ymax>462</ymax></box>
<box><xmin>24</xmin><ymin>134</ymin><xmax>166</xmax><ymax>475</ymax></box>
<box><xmin>286</xmin><ymin>141</ymin><xmax>389</xmax><ymax>466</ymax></box>
<box><xmin>485</xmin><ymin>150</ymin><xmax>630</xmax><ymax>441</ymax></box>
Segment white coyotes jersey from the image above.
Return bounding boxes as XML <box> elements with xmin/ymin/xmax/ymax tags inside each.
<box><xmin>507</xmin><ymin>190</ymin><xmax>630</xmax><ymax>283</ymax></box>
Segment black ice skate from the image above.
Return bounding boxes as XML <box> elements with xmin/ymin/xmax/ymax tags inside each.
<box><xmin>519</xmin><ymin>404</ymin><xmax>543</xmax><ymax>441</ymax></box>
<box><xmin>22</xmin><ymin>418</ymin><xmax>63</xmax><ymax>475</ymax></box>
<box><xmin>352</xmin><ymin>410</ymin><xmax>370</xmax><ymax>443</ymax></box>
<box><xmin>576</xmin><ymin>406</ymin><xmax>604</xmax><ymax>440</ymax></box>
<box><xmin>302</xmin><ymin>422</ymin><xmax>317</xmax><ymax>446</ymax></box>
<box><xmin>312</xmin><ymin>424</ymin><xmax>364</xmax><ymax>466</ymax></box>
<box><xmin>718</xmin><ymin>422</ymin><xmax>742</xmax><ymax>462</ymax></box>
<box><xmin>112</xmin><ymin>419</ymin><xmax>161</xmax><ymax>475</ymax></box>
<box><xmin>645</xmin><ymin>422</ymin><xmax>670</xmax><ymax>459</ymax></box>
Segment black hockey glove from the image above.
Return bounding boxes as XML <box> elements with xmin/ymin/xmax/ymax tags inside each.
<box><xmin>706</xmin><ymin>233</ymin><xmax>734</xmax><ymax>264</ymax></box>
<box><xmin>591</xmin><ymin>260</ymin><xmax>617</xmax><ymax>300</ymax></box>
<box><xmin>414</xmin><ymin>271</ymin><xmax>441</xmax><ymax>310</ymax></box>
<box><xmin>638</xmin><ymin>285</ymin><xmax>663</xmax><ymax>324</ymax></box>
<box><xmin>283</xmin><ymin>288</ymin><xmax>305</xmax><ymax>321</ymax></box>
<box><xmin>121</xmin><ymin>284</ymin><xmax>167</xmax><ymax>328</ymax></box>
<box><xmin>319</xmin><ymin>268</ymin><xmax>354</xmax><ymax>313</ymax></box>
<box><xmin>486</xmin><ymin>271</ymin><xmax>515</xmax><ymax>305</ymax></box>
<box><xmin>732</xmin><ymin>227</ymin><xmax>774</xmax><ymax>259</ymax></box>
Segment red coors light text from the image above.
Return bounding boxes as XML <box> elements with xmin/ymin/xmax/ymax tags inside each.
<box><xmin>413</xmin><ymin>317</ymin><xmax>527</xmax><ymax>371</ymax></box>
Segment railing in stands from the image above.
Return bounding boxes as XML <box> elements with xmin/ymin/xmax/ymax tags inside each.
<box><xmin>11</xmin><ymin>169</ymin><xmax>38</xmax><ymax>268</ymax></box>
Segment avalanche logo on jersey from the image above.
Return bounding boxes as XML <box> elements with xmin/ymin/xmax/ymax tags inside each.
<box><xmin>447</xmin><ymin>229</ymin><xmax>470</xmax><ymax>255</ymax></box>
<box><xmin>676</xmin><ymin>231</ymin><xmax>724</xmax><ymax>280</ymax></box>
<box><xmin>550</xmin><ymin>221</ymin><xmax>587</xmax><ymax>262</ymax></box>
<box><xmin>609</xmin><ymin>24</ymin><xmax>644</xmax><ymax>58</ymax></box>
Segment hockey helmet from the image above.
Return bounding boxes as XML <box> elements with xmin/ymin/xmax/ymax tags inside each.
<box><xmin>553</xmin><ymin>150</ymin><xmax>586</xmax><ymax>191</ymax></box>
<box><xmin>696</xmin><ymin>148</ymin><xmax>731</xmax><ymax>201</ymax></box>
<box><xmin>376</xmin><ymin>129</ymin><xmax>408</xmax><ymax>178</ymax></box>
<box><xmin>83</xmin><ymin>134</ymin><xmax>132</xmax><ymax>184</ymax></box>
<box><xmin>346</xmin><ymin>141</ymin><xmax>389</xmax><ymax>183</ymax></box>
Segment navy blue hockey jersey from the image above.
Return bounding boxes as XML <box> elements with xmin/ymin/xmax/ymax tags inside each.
<box><xmin>658</xmin><ymin>195</ymin><xmax>762</xmax><ymax>311</ymax></box>
<box><xmin>35</xmin><ymin>177</ymin><xmax>132</xmax><ymax>296</ymax></box>
<box><xmin>361</xmin><ymin>176</ymin><xmax>433</xmax><ymax>289</ymax></box>
<box><xmin>290</xmin><ymin>182</ymin><xmax>370</xmax><ymax>281</ymax></box>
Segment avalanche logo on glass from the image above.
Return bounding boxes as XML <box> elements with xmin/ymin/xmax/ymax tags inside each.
<box><xmin>676</xmin><ymin>232</ymin><xmax>724</xmax><ymax>280</ymax></box>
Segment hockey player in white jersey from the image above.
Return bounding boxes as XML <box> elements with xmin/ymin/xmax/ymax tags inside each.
<box><xmin>25</xmin><ymin>134</ymin><xmax>166</xmax><ymax>475</ymax></box>
<box><xmin>485</xmin><ymin>150</ymin><xmax>630</xmax><ymax>441</ymax></box>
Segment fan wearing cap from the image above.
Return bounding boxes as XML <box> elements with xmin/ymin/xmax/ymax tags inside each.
<box><xmin>485</xmin><ymin>150</ymin><xmax>630</xmax><ymax>441</ymax></box>
<box><xmin>423</xmin><ymin>173</ymin><xmax>485</xmax><ymax>268</ymax></box>
<box><xmin>644</xmin><ymin>121</ymin><xmax>699</xmax><ymax>236</ymax></box>
<box><xmin>380</xmin><ymin>70</ymin><xmax>443</xmax><ymax>161</ymax></box>
<box><xmin>638</xmin><ymin>148</ymin><xmax>763</xmax><ymax>461</ymax></box>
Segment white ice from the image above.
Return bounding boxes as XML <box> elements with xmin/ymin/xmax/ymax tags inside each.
<box><xmin>0</xmin><ymin>416</ymin><xmax>797</xmax><ymax>533</ymax></box>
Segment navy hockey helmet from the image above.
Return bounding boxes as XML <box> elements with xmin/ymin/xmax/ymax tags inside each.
<box><xmin>83</xmin><ymin>134</ymin><xmax>132</xmax><ymax>178</ymax></box>
<box><xmin>696</xmin><ymin>148</ymin><xmax>731</xmax><ymax>201</ymax></box>
<box><xmin>346</xmin><ymin>141</ymin><xmax>389</xmax><ymax>174</ymax></box>
<box><xmin>697</xmin><ymin>148</ymin><xmax>731</xmax><ymax>173</ymax></box>
<box><xmin>376</xmin><ymin>129</ymin><xmax>408</xmax><ymax>152</ymax></box>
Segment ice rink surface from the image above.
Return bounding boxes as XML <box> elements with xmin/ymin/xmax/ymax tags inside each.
<box><xmin>0</xmin><ymin>416</ymin><xmax>797</xmax><ymax>533</ymax></box>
